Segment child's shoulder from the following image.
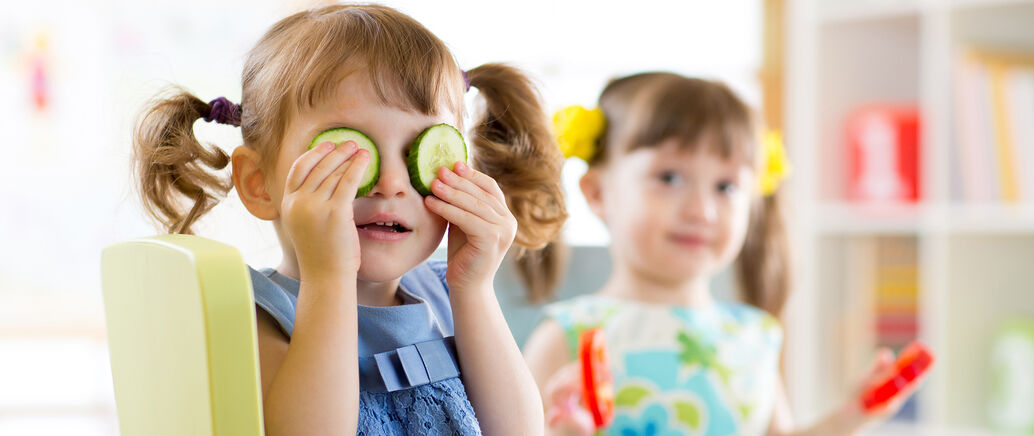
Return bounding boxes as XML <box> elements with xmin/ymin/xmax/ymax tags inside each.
<box><xmin>401</xmin><ymin>260</ymin><xmax>449</xmax><ymax>295</ymax></box>
<box><xmin>712</xmin><ymin>300</ymin><xmax>783</xmax><ymax>344</ymax></box>
<box><xmin>248</xmin><ymin>266</ymin><xmax>298</xmax><ymax>337</ymax></box>
<box><xmin>422</xmin><ymin>259</ymin><xmax>448</xmax><ymax>283</ymax></box>
<box><xmin>543</xmin><ymin>294</ymin><xmax>621</xmax><ymax>322</ymax></box>
<box><xmin>539</xmin><ymin>294</ymin><xmax>630</xmax><ymax>346</ymax></box>
<box><xmin>715</xmin><ymin>300</ymin><xmax>780</xmax><ymax>326</ymax></box>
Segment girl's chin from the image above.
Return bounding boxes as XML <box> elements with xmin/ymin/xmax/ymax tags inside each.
<box><xmin>642</xmin><ymin>257</ymin><xmax>713</xmax><ymax>282</ymax></box>
<box><xmin>357</xmin><ymin>246</ymin><xmax>439</xmax><ymax>282</ymax></box>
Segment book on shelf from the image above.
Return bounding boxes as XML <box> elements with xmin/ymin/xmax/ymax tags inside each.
<box><xmin>845</xmin><ymin>106</ymin><xmax>921</xmax><ymax>203</ymax></box>
<box><xmin>840</xmin><ymin>237</ymin><xmax>920</xmax><ymax>420</ymax></box>
<box><xmin>875</xmin><ymin>238</ymin><xmax>919</xmax><ymax>350</ymax></box>
<box><xmin>954</xmin><ymin>47</ymin><xmax>1034</xmax><ymax>205</ymax></box>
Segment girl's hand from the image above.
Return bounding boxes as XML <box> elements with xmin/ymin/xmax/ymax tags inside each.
<box><xmin>425</xmin><ymin>161</ymin><xmax>517</xmax><ymax>291</ymax></box>
<box><xmin>280</xmin><ymin>141</ymin><xmax>371</xmax><ymax>282</ymax></box>
<box><xmin>543</xmin><ymin>362</ymin><xmax>595</xmax><ymax>436</ymax></box>
<box><xmin>836</xmin><ymin>347</ymin><xmax>928</xmax><ymax>432</ymax></box>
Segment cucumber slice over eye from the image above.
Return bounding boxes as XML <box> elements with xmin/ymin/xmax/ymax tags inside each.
<box><xmin>308</xmin><ymin>127</ymin><xmax>380</xmax><ymax>198</ymax></box>
<box><xmin>407</xmin><ymin>123</ymin><xmax>468</xmax><ymax>196</ymax></box>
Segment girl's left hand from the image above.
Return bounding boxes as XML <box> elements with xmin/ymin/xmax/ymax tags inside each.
<box><xmin>424</xmin><ymin>161</ymin><xmax>517</xmax><ymax>292</ymax></box>
<box><xmin>543</xmin><ymin>362</ymin><xmax>596</xmax><ymax>436</ymax></box>
<box><xmin>838</xmin><ymin>347</ymin><xmax>928</xmax><ymax>432</ymax></box>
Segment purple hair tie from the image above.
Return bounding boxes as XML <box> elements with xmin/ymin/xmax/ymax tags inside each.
<box><xmin>204</xmin><ymin>97</ymin><xmax>241</xmax><ymax>127</ymax></box>
<box><xmin>462</xmin><ymin>70</ymin><xmax>471</xmax><ymax>92</ymax></box>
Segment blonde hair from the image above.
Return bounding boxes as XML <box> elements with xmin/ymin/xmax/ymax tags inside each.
<box><xmin>591</xmin><ymin>72</ymin><xmax>791</xmax><ymax>318</ymax></box>
<box><xmin>132</xmin><ymin>4</ymin><xmax>567</xmax><ymax>297</ymax></box>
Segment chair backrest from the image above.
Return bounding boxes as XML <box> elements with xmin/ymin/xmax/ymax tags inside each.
<box><xmin>101</xmin><ymin>234</ymin><xmax>265</xmax><ymax>436</ymax></box>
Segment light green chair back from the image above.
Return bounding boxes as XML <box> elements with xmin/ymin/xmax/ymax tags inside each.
<box><xmin>101</xmin><ymin>234</ymin><xmax>265</xmax><ymax>436</ymax></box>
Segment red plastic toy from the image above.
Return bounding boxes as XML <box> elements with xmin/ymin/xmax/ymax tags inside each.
<box><xmin>860</xmin><ymin>341</ymin><xmax>935</xmax><ymax>413</ymax></box>
<box><xmin>578</xmin><ymin>328</ymin><xmax>615</xmax><ymax>429</ymax></box>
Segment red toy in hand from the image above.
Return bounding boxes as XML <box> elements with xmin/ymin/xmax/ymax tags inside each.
<box><xmin>860</xmin><ymin>341</ymin><xmax>935</xmax><ymax>413</ymax></box>
<box><xmin>579</xmin><ymin>328</ymin><xmax>615</xmax><ymax>429</ymax></box>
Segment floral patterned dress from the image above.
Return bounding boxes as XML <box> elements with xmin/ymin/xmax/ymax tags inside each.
<box><xmin>544</xmin><ymin>295</ymin><xmax>783</xmax><ymax>436</ymax></box>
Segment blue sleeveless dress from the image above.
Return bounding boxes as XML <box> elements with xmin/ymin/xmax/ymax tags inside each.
<box><xmin>249</xmin><ymin>261</ymin><xmax>481</xmax><ymax>435</ymax></box>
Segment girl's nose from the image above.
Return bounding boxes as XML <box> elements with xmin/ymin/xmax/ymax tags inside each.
<box><xmin>681</xmin><ymin>187</ymin><xmax>717</xmax><ymax>223</ymax></box>
<box><xmin>367</xmin><ymin>154</ymin><xmax>410</xmax><ymax>198</ymax></box>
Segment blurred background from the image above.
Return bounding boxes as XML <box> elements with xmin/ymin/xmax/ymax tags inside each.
<box><xmin>1</xmin><ymin>0</ymin><xmax>1033</xmax><ymax>435</ymax></box>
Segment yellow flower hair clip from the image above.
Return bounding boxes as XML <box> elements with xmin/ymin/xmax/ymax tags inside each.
<box><xmin>758</xmin><ymin>130</ymin><xmax>791</xmax><ymax>196</ymax></box>
<box><xmin>553</xmin><ymin>105</ymin><xmax>605</xmax><ymax>162</ymax></box>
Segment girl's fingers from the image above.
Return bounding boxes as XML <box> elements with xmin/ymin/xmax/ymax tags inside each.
<box><xmin>330</xmin><ymin>149</ymin><xmax>371</xmax><ymax>200</ymax></box>
<box><xmin>437</xmin><ymin>165</ymin><xmax>508</xmax><ymax>217</ymax></box>
<box><xmin>453</xmin><ymin>162</ymin><xmax>506</xmax><ymax>202</ymax></box>
<box><xmin>424</xmin><ymin>194</ymin><xmax>487</xmax><ymax>232</ymax></box>
<box><xmin>285</xmin><ymin>141</ymin><xmax>336</xmax><ymax>192</ymax></box>
<box><xmin>548</xmin><ymin>395</ymin><xmax>595</xmax><ymax>436</ymax></box>
<box><xmin>430</xmin><ymin>177</ymin><xmax>502</xmax><ymax>223</ymax></box>
<box><xmin>544</xmin><ymin>363</ymin><xmax>594</xmax><ymax>435</ymax></box>
<box><xmin>865</xmin><ymin>348</ymin><xmax>897</xmax><ymax>386</ymax></box>
<box><xmin>311</xmin><ymin>142</ymin><xmax>360</xmax><ymax>195</ymax></box>
<box><xmin>545</xmin><ymin>363</ymin><xmax>583</xmax><ymax>405</ymax></box>
<box><xmin>301</xmin><ymin>141</ymin><xmax>358</xmax><ymax>193</ymax></box>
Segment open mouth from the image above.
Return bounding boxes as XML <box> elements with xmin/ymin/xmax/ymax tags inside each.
<box><xmin>356</xmin><ymin>221</ymin><xmax>410</xmax><ymax>233</ymax></box>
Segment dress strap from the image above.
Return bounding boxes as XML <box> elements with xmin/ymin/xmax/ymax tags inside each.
<box><xmin>358</xmin><ymin>336</ymin><xmax>460</xmax><ymax>392</ymax></box>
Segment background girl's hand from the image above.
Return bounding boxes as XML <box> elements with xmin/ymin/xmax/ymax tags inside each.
<box><xmin>425</xmin><ymin>161</ymin><xmax>517</xmax><ymax>291</ymax></box>
<box><xmin>543</xmin><ymin>362</ymin><xmax>595</xmax><ymax>436</ymax></box>
<box><xmin>837</xmin><ymin>347</ymin><xmax>929</xmax><ymax>433</ymax></box>
<box><xmin>280</xmin><ymin>140</ymin><xmax>370</xmax><ymax>282</ymax></box>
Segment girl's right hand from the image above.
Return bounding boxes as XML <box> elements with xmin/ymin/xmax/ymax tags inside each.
<box><xmin>830</xmin><ymin>347</ymin><xmax>927</xmax><ymax>434</ymax></box>
<box><xmin>544</xmin><ymin>362</ymin><xmax>596</xmax><ymax>436</ymax></box>
<box><xmin>854</xmin><ymin>347</ymin><xmax>925</xmax><ymax>419</ymax></box>
<box><xmin>280</xmin><ymin>140</ymin><xmax>371</xmax><ymax>282</ymax></box>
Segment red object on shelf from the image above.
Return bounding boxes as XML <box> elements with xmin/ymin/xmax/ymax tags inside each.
<box><xmin>32</xmin><ymin>59</ymin><xmax>48</xmax><ymax>112</ymax></box>
<box><xmin>860</xmin><ymin>341</ymin><xmax>935</xmax><ymax>413</ymax></box>
<box><xmin>875</xmin><ymin>315</ymin><xmax>919</xmax><ymax>337</ymax></box>
<box><xmin>846</xmin><ymin>106</ymin><xmax>921</xmax><ymax>202</ymax></box>
<box><xmin>578</xmin><ymin>328</ymin><xmax>615</xmax><ymax>429</ymax></box>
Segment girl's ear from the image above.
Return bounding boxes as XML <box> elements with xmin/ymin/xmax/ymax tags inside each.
<box><xmin>231</xmin><ymin>145</ymin><xmax>278</xmax><ymax>221</ymax></box>
<box><xmin>579</xmin><ymin>167</ymin><xmax>606</xmax><ymax>223</ymax></box>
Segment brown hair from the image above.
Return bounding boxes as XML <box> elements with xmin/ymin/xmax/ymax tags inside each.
<box><xmin>590</xmin><ymin>72</ymin><xmax>791</xmax><ymax>317</ymax></box>
<box><xmin>132</xmin><ymin>4</ymin><xmax>567</xmax><ymax>296</ymax></box>
<box><xmin>466</xmin><ymin>65</ymin><xmax>569</xmax><ymax>302</ymax></box>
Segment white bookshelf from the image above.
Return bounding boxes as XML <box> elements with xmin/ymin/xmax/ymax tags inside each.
<box><xmin>785</xmin><ymin>0</ymin><xmax>1034</xmax><ymax>433</ymax></box>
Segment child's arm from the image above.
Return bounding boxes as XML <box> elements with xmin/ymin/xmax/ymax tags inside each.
<box><xmin>256</xmin><ymin>142</ymin><xmax>370</xmax><ymax>436</ymax></box>
<box><xmin>424</xmin><ymin>162</ymin><xmax>544</xmax><ymax>435</ymax></box>
<box><xmin>258</xmin><ymin>276</ymin><xmax>361</xmax><ymax>435</ymax></box>
<box><xmin>768</xmin><ymin>348</ymin><xmax>923</xmax><ymax>436</ymax></box>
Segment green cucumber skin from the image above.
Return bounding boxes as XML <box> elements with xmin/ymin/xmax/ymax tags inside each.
<box><xmin>407</xmin><ymin>123</ymin><xmax>468</xmax><ymax>196</ymax></box>
<box><xmin>308</xmin><ymin>128</ymin><xmax>380</xmax><ymax>198</ymax></box>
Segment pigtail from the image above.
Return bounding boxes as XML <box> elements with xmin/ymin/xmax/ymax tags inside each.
<box><xmin>132</xmin><ymin>87</ymin><xmax>233</xmax><ymax>235</ymax></box>
<box><xmin>513</xmin><ymin>233</ymin><xmax>569</xmax><ymax>303</ymax></box>
<box><xmin>466</xmin><ymin>63</ymin><xmax>568</xmax><ymax>302</ymax></box>
<box><xmin>735</xmin><ymin>190</ymin><xmax>792</xmax><ymax>318</ymax></box>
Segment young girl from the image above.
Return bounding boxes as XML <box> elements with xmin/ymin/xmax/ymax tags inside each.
<box><xmin>524</xmin><ymin>72</ymin><xmax>919</xmax><ymax>435</ymax></box>
<box><xmin>131</xmin><ymin>4</ymin><xmax>567</xmax><ymax>435</ymax></box>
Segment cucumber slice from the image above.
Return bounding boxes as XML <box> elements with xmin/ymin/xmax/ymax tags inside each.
<box><xmin>407</xmin><ymin>124</ymin><xmax>468</xmax><ymax>196</ymax></box>
<box><xmin>308</xmin><ymin>128</ymin><xmax>379</xmax><ymax>197</ymax></box>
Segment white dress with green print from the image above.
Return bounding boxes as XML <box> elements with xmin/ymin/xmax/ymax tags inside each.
<box><xmin>544</xmin><ymin>295</ymin><xmax>782</xmax><ymax>436</ymax></box>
